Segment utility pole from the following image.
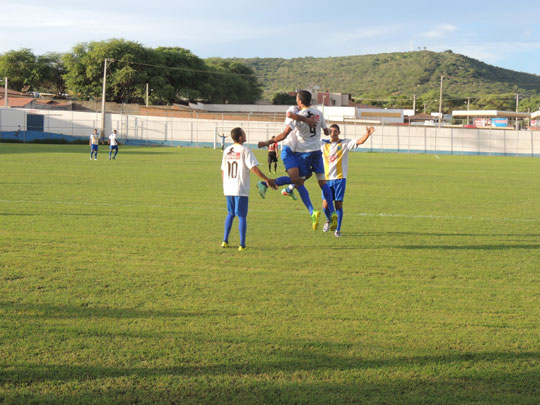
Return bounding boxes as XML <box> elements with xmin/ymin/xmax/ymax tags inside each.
<box><xmin>412</xmin><ymin>94</ymin><xmax>416</xmax><ymax>115</ymax></box>
<box><xmin>145</xmin><ymin>83</ymin><xmax>149</xmax><ymax>107</ymax></box>
<box><xmin>100</xmin><ymin>58</ymin><xmax>113</xmax><ymax>139</ymax></box>
<box><xmin>516</xmin><ymin>93</ymin><xmax>520</xmax><ymax>130</ymax></box>
<box><xmin>467</xmin><ymin>97</ymin><xmax>470</xmax><ymax>126</ymax></box>
<box><xmin>4</xmin><ymin>77</ymin><xmax>7</xmax><ymax>108</ymax></box>
<box><xmin>438</xmin><ymin>76</ymin><xmax>444</xmax><ymax>127</ymax></box>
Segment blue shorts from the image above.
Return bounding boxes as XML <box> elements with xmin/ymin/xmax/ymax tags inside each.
<box><xmin>226</xmin><ymin>196</ymin><xmax>249</xmax><ymax>217</ymax></box>
<box><xmin>281</xmin><ymin>146</ymin><xmax>298</xmax><ymax>171</ymax></box>
<box><xmin>110</xmin><ymin>145</ymin><xmax>118</xmax><ymax>151</ymax></box>
<box><xmin>91</xmin><ymin>145</ymin><xmax>98</xmax><ymax>152</ymax></box>
<box><xmin>324</xmin><ymin>179</ymin><xmax>347</xmax><ymax>202</ymax></box>
<box><xmin>296</xmin><ymin>150</ymin><xmax>324</xmax><ymax>177</ymax></box>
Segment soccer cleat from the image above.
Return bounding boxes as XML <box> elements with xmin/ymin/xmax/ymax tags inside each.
<box><xmin>334</xmin><ymin>230</ymin><xmax>341</xmax><ymax>238</ymax></box>
<box><xmin>311</xmin><ymin>210</ymin><xmax>321</xmax><ymax>231</ymax></box>
<box><xmin>281</xmin><ymin>188</ymin><xmax>297</xmax><ymax>200</ymax></box>
<box><xmin>323</xmin><ymin>221</ymin><xmax>330</xmax><ymax>232</ymax></box>
<box><xmin>257</xmin><ymin>181</ymin><xmax>267</xmax><ymax>199</ymax></box>
<box><xmin>330</xmin><ymin>212</ymin><xmax>338</xmax><ymax>231</ymax></box>
<box><xmin>238</xmin><ymin>246</ymin><xmax>246</xmax><ymax>251</ymax></box>
<box><xmin>221</xmin><ymin>241</ymin><xmax>229</xmax><ymax>248</ymax></box>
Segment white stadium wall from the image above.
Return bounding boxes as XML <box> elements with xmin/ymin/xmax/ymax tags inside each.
<box><xmin>1</xmin><ymin>107</ymin><xmax>540</xmax><ymax>157</ymax></box>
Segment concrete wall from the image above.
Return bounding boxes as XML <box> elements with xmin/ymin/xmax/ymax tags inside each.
<box><xmin>1</xmin><ymin>107</ymin><xmax>539</xmax><ymax>156</ymax></box>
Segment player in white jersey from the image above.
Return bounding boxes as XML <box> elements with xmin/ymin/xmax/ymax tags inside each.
<box><xmin>257</xmin><ymin>102</ymin><xmax>327</xmax><ymax>230</ymax></box>
<box><xmin>108</xmin><ymin>129</ymin><xmax>119</xmax><ymax>160</ymax></box>
<box><xmin>89</xmin><ymin>129</ymin><xmax>100</xmax><ymax>160</ymax></box>
<box><xmin>261</xmin><ymin>90</ymin><xmax>337</xmax><ymax>231</ymax></box>
<box><xmin>321</xmin><ymin>124</ymin><xmax>375</xmax><ymax>237</ymax></box>
<box><xmin>221</xmin><ymin>127</ymin><xmax>277</xmax><ymax>251</ymax></box>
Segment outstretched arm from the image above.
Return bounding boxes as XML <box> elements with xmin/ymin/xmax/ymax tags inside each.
<box><xmin>251</xmin><ymin>166</ymin><xmax>278</xmax><ymax>189</ymax></box>
<box><xmin>258</xmin><ymin>126</ymin><xmax>292</xmax><ymax>148</ymax></box>
<box><xmin>356</xmin><ymin>126</ymin><xmax>375</xmax><ymax>145</ymax></box>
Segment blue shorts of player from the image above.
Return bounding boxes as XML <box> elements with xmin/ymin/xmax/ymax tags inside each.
<box><xmin>110</xmin><ymin>145</ymin><xmax>118</xmax><ymax>152</ymax></box>
<box><xmin>324</xmin><ymin>179</ymin><xmax>347</xmax><ymax>201</ymax></box>
<box><xmin>295</xmin><ymin>150</ymin><xmax>324</xmax><ymax>177</ymax></box>
<box><xmin>281</xmin><ymin>145</ymin><xmax>298</xmax><ymax>172</ymax></box>
<box><xmin>226</xmin><ymin>196</ymin><xmax>249</xmax><ymax>217</ymax></box>
<box><xmin>91</xmin><ymin>145</ymin><xmax>98</xmax><ymax>152</ymax></box>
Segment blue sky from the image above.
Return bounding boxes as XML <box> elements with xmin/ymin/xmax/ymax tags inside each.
<box><xmin>1</xmin><ymin>0</ymin><xmax>540</xmax><ymax>75</ymax></box>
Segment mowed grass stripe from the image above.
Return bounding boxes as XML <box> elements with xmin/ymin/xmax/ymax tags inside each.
<box><xmin>1</xmin><ymin>143</ymin><xmax>540</xmax><ymax>404</ymax></box>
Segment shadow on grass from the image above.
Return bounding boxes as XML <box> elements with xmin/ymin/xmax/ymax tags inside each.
<box><xmin>0</xmin><ymin>301</ymin><xmax>222</xmax><ymax>320</ymax></box>
<box><xmin>2</xmin><ymin>350</ymin><xmax>540</xmax><ymax>403</ymax></box>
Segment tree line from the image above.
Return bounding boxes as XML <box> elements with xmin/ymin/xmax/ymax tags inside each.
<box><xmin>0</xmin><ymin>39</ymin><xmax>261</xmax><ymax>104</ymax></box>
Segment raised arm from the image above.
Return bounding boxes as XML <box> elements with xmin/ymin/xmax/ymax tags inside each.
<box><xmin>356</xmin><ymin>126</ymin><xmax>375</xmax><ymax>145</ymax></box>
<box><xmin>286</xmin><ymin>111</ymin><xmax>318</xmax><ymax>128</ymax></box>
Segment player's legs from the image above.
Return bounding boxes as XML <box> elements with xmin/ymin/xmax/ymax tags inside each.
<box><xmin>223</xmin><ymin>196</ymin><xmax>236</xmax><ymax>245</ymax></box>
<box><xmin>235</xmin><ymin>197</ymin><xmax>249</xmax><ymax>248</ymax></box>
<box><xmin>310</xmin><ymin>150</ymin><xmax>335</xmax><ymax>218</ymax></box>
<box><xmin>109</xmin><ymin>146</ymin><xmax>113</xmax><ymax>160</ymax></box>
<box><xmin>333</xmin><ymin>180</ymin><xmax>346</xmax><ymax>232</ymax></box>
<box><xmin>113</xmin><ymin>146</ymin><xmax>118</xmax><ymax>159</ymax></box>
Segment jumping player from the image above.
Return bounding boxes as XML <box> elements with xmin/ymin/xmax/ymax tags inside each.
<box><xmin>321</xmin><ymin>124</ymin><xmax>375</xmax><ymax>237</ymax></box>
<box><xmin>221</xmin><ymin>127</ymin><xmax>277</xmax><ymax>251</ymax></box>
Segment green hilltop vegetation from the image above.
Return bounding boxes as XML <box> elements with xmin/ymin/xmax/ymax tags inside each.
<box><xmin>222</xmin><ymin>51</ymin><xmax>540</xmax><ymax>112</ymax></box>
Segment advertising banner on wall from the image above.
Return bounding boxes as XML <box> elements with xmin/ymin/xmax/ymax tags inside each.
<box><xmin>474</xmin><ymin>118</ymin><xmax>491</xmax><ymax>127</ymax></box>
<box><xmin>492</xmin><ymin>118</ymin><xmax>508</xmax><ymax>127</ymax></box>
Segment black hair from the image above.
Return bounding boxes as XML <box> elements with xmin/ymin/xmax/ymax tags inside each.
<box><xmin>230</xmin><ymin>127</ymin><xmax>244</xmax><ymax>142</ymax></box>
<box><xmin>329</xmin><ymin>124</ymin><xmax>340</xmax><ymax>132</ymax></box>
<box><xmin>297</xmin><ymin>90</ymin><xmax>312</xmax><ymax>106</ymax></box>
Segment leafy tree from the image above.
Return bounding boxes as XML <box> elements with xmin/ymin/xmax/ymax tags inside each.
<box><xmin>272</xmin><ymin>92</ymin><xmax>296</xmax><ymax>105</ymax></box>
<box><xmin>37</xmin><ymin>53</ymin><xmax>67</xmax><ymax>96</ymax></box>
<box><xmin>63</xmin><ymin>39</ymin><xmax>150</xmax><ymax>103</ymax></box>
<box><xmin>206</xmin><ymin>59</ymin><xmax>261</xmax><ymax>103</ymax></box>
<box><xmin>0</xmin><ymin>49</ymin><xmax>40</xmax><ymax>91</ymax></box>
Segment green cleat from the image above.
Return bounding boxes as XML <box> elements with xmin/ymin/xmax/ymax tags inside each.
<box><xmin>330</xmin><ymin>212</ymin><xmax>338</xmax><ymax>231</ymax></box>
<box><xmin>257</xmin><ymin>181</ymin><xmax>267</xmax><ymax>199</ymax></box>
<box><xmin>221</xmin><ymin>241</ymin><xmax>229</xmax><ymax>248</ymax></box>
<box><xmin>281</xmin><ymin>188</ymin><xmax>297</xmax><ymax>200</ymax></box>
<box><xmin>311</xmin><ymin>210</ymin><xmax>321</xmax><ymax>231</ymax></box>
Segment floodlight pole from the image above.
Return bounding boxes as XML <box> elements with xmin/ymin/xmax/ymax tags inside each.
<box><xmin>438</xmin><ymin>76</ymin><xmax>444</xmax><ymax>127</ymax></box>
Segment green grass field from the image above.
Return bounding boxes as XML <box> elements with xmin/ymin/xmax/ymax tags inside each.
<box><xmin>2</xmin><ymin>143</ymin><xmax>540</xmax><ymax>404</ymax></box>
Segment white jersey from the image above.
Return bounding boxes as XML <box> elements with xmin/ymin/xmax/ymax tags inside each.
<box><xmin>109</xmin><ymin>133</ymin><xmax>118</xmax><ymax>146</ymax></box>
<box><xmin>221</xmin><ymin>143</ymin><xmax>259</xmax><ymax>197</ymax></box>
<box><xmin>90</xmin><ymin>133</ymin><xmax>99</xmax><ymax>145</ymax></box>
<box><xmin>321</xmin><ymin>138</ymin><xmax>358</xmax><ymax>180</ymax></box>
<box><xmin>288</xmin><ymin>106</ymin><xmax>327</xmax><ymax>153</ymax></box>
<box><xmin>282</xmin><ymin>105</ymin><xmax>299</xmax><ymax>152</ymax></box>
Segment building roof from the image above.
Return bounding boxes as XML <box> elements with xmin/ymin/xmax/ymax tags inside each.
<box><xmin>452</xmin><ymin>110</ymin><xmax>530</xmax><ymax>118</ymax></box>
<box><xmin>0</xmin><ymin>96</ymin><xmax>34</xmax><ymax>107</ymax></box>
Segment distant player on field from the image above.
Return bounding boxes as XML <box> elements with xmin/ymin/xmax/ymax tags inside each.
<box><xmin>108</xmin><ymin>129</ymin><xmax>119</xmax><ymax>160</ymax></box>
<box><xmin>321</xmin><ymin>124</ymin><xmax>375</xmax><ymax>237</ymax></box>
<box><xmin>267</xmin><ymin>141</ymin><xmax>278</xmax><ymax>173</ymax></box>
<box><xmin>221</xmin><ymin>127</ymin><xmax>277</xmax><ymax>251</ymax></box>
<box><xmin>89</xmin><ymin>129</ymin><xmax>100</xmax><ymax>160</ymax></box>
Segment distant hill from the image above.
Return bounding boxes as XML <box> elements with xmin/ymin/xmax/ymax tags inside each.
<box><xmin>215</xmin><ymin>51</ymin><xmax>540</xmax><ymax>111</ymax></box>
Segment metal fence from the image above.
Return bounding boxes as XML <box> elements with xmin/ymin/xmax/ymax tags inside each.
<box><xmin>1</xmin><ymin>108</ymin><xmax>539</xmax><ymax>157</ymax></box>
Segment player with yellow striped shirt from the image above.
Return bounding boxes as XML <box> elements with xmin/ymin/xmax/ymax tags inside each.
<box><xmin>321</xmin><ymin>124</ymin><xmax>375</xmax><ymax>237</ymax></box>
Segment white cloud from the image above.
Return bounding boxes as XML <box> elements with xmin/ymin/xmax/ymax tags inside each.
<box><xmin>422</xmin><ymin>24</ymin><xmax>457</xmax><ymax>38</ymax></box>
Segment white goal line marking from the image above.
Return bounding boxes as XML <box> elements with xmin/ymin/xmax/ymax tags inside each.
<box><xmin>2</xmin><ymin>199</ymin><xmax>540</xmax><ymax>224</ymax></box>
